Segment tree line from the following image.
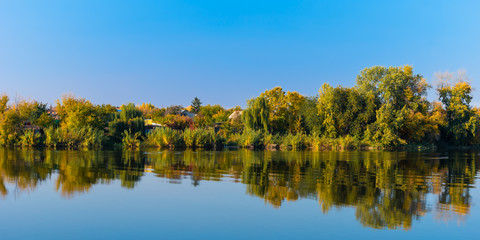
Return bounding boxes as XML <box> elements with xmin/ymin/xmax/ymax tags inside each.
<box><xmin>0</xmin><ymin>65</ymin><xmax>478</xmax><ymax>149</ymax></box>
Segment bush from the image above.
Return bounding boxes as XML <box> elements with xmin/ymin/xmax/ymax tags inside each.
<box><xmin>337</xmin><ymin>135</ymin><xmax>356</xmax><ymax>150</ymax></box>
<box><xmin>225</xmin><ymin>133</ymin><xmax>240</xmax><ymax>146</ymax></box>
<box><xmin>56</xmin><ymin>127</ymin><xmax>105</xmax><ymax>149</ymax></box>
<box><xmin>145</xmin><ymin>127</ymin><xmax>184</xmax><ymax>148</ymax></box>
<box><xmin>44</xmin><ymin>127</ymin><xmax>62</xmax><ymax>147</ymax></box>
<box><xmin>238</xmin><ymin>129</ymin><xmax>263</xmax><ymax>149</ymax></box>
<box><xmin>19</xmin><ymin>130</ymin><xmax>41</xmax><ymax>147</ymax></box>
<box><xmin>183</xmin><ymin>128</ymin><xmax>197</xmax><ymax>148</ymax></box>
<box><xmin>122</xmin><ymin>130</ymin><xmax>141</xmax><ymax>149</ymax></box>
<box><xmin>81</xmin><ymin>127</ymin><xmax>106</xmax><ymax>148</ymax></box>
<box><xmin>161</xmin><ymin>114</ymin><xmax>193</xmax><ymax>130</ymax></box>
<box><xmin>263</xmin><ymin>132</ymin><xmax>280</xmax><ymax>146</ymax></box>
<box><xmin>281</xmin><ymin>133</ymin><xmax>307</xmax><ymax>149</ymax></box>
<box><xmin>195</xmin><ymin>128</ymin><xmax>216</xmax><ymax>148</ymax></box>
<box><xmin>108</xmin><ymin>117</ymin><xmax>145</xmax><ymax>142</ymax></box>
<box><xmin>183</xmin><ymin>128</ymin><xmax>219</xmax><ymax>149</ymax></box>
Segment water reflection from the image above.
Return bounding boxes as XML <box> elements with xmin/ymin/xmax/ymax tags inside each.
<box><xmin>0</xmin><ymin>149</ymin><xmax>478</xmax><ymax>230</ymax></box>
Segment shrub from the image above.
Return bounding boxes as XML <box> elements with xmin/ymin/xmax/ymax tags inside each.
<box><xmin>238</xmin><ymin>129</ymin><xmax>263</xmax><ymax>149</ymax></box>
<box><xmin>337</xmin><ymin>135</ymin><xmax>356</xmax><ymax>150</ymax></box>
<box><xmin>263</xmin><ymin>132</ymin><xmax>280</xmax><ymax>146</ymax></box>
<box><xmin>145</xmin><ymin>127</ymin><xmax>184</xmax><ymax>148</ymax></box>
<box><xmin>57</xmin><ymin>127</ymin><xmax>105</xmax><ymax>149</ymax></box>
<box><xmin>195</xmin><ymin>128</ymin><xmax>216</xmax><ymax>148</ymax></box>
<box><xmin>108</xmin><ymin>117</ymin><xmax>145</xmax><ymax>143</ymax></box>
<box><xmin>282</xmin><ymin>133</ymin><xmax>307</xmax><ymax>149</ymax></box>
<box><xmin>225</xmin><ymin>133</ymin><xmax>240</xmax><ymax>146</ymax></box>
<box><xmin>183</xmin><ymin>128</ymin><xmax>197</xmax><ymax>148</ymax></box>
<box><xmin>19</xmin><ymin>130</ymin><xmax>41</xmax><ymax>147</ymax></box>
<box><xmin>183</xmin><ymin>128</ymin><xmax>218</xmax><ymax>149</ymax></box>
<box><xmin>44</xmin><ymin>127</ymin><xmax>62</xmax><ymax>147</ymax></box>
<box><xmin>161</xmin><ymin>114</ymin><xmax>193</xmax><ymax>130</ymax></box>
<box><xmin>81</xmin><ymin>127</ymin><xmax>106</xmax><ymax>148</ymax></box>
<box><xmin>122</xmin><ymin>130</ymin><xmax>141</xmax><ymax>149</ymax></box>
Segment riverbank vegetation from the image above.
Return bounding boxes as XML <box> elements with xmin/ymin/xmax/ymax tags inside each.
<box><xmin>1</xmin><ymin>66</ymin><xmax>479</xmax><ymax>150</ymax></box>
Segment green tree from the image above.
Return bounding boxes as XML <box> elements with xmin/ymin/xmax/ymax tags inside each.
<box><xmin>197</xmin><ymin>104</ymin><xmax>226</xmax><ymax>126</ymax></box>
<box><xmin>108</xmin><ymin>103</ymin><xmax>145</xmax><ymax>142</ymax></box>
<box><xmin>437</xmin><ymin>79</ymin><xmax>479</xmax><ymax>145</ymax></box>
<box><xmin>191</xmin><ymin>97</ymin><xmax>202</xmax><ymax>114</ymax></box>
<box><xmin>299</xmin><ymin>96</ymin><xmax>321</xmax><ymax>134</ymax></box>
<box><xmin>0</xmin><ymin>95</ymin><xmax>8</xmax><ymax>114</ymax></box>
<box><xmin>243</xmin><ymin>96</ymin><xmax>269</xmax><ymax>132</ymax></box>
<box><xmin>259</xmin><ymin>87</ymin><xmax>305</xmax><ymax>134</ymax></box>
<box><xmin>119</xmin><ymin>103</ymin><xmax>142</xmax><ymax>121</ymax></box>
<box><xmin>318</xmin><ymin>84</ymin><xmax>375</xmax><ymax>139</ymax></box>
<box><xmin>357</xmin><ymin>65</ymin><xmax>431</xmax><ymax>146</ymax></box>
<box><xmin>56</xmin><ymin>95</ymin><xmax>105</xmax><ymax>131</ymax></box>
<box><xmin>165</xmin><ymin>105</ymin><xmax>183</xmax><ymax>115</ymax></box>
<box><xmin>0</xmin><ymin>99</ymin><xmax>50</xmax><ymax>146</ymax></box>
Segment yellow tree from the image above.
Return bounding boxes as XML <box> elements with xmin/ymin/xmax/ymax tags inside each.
<box><xmin>260</xmin><ymin>87</ymin><xmax>305</xmax><ymax>134</ymax></box>
<box><xmin>56</xmin><ymin>94</ymin><xmax>104</xmax><ymax>131</ymax></box>
<box><xmin>438</xmin><ymin>80</ymin><xmax>479</xmax><ymax>145</ymax></box>
<box><xmin>137</xmin><ymin>103</ymin><xmax>158</xmax><ymax>119</ymax></box>
<box><xmin>357</xmin><ymin>65</ymin><xmax>433</xmax><ymax>146</ymax></box>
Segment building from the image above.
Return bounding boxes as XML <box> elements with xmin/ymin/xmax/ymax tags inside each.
<box><xmin>144</xmin><ymin>119</ymin><xmax>164</xmax><ymax>133</ymax></box>
<box><xmin>228</xmin><ymin>111</ymin><xmax>242</xmax><ymax>122</ymax></box>
<box><xmin>22</xmin><ymin>121</ymin><xmax>42</xmax><ymax>134</ymax></box>
<box><xmin>180</xmin><ymin>110</ymin><xmax>196</xmax><ymax>119</ymax></box>
<box><xmin>47</xmin><ymin>107</ymin><xmax>59</xmax><ymax>120</ymax></box>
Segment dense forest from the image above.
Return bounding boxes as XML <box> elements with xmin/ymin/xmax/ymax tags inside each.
<box><xmin>0</xmin><ymin>65</ymin><xmax>479</xmax><ymax>150</ymax></box>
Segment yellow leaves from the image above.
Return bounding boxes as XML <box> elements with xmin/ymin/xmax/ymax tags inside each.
<box><xmin>259</xmin><ymin>86</ymin><xmax>306</xmax><ymax>133</ymax></box>
<box><xmin>455</xmin><ymin>81</ymin><xmax>472</xmax><ymax>93</ymax></box>
<box><xmin>56</xmin><ymin>94</ymin><xmax>102</xmax><ymax>131</ymax></box>
<box><xmin>293</xmin><ymin>116</ymin><xmax>303</xmax><ymax>133</ymax></box>
<box><xmin>137</xmin><ymin>102</ymin><xmax>159</xmax><ymax>118</ymax></box>
<box><xmin>404</xmin><ymin>87</ymin><xmax>414</xmax><ymax>102</ymax></box>
<box><xmin>402</xmin><ymin>65</ymin><xmax>413</xmax><ymax>76</ymax></box>
<box><xmin>0</xmin><ymin>95</ymin><xmax>8</xmax><ymax>114</ymax></box>
<box><xmin>430</xmin><ymin>102</ymin><xmax>447</xmax><ymax>127</ymax></box>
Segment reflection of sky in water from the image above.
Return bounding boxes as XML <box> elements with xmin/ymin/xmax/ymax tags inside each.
<box><xmin>0</xmin><ymin>150</ymin><xmax>479</xmax><ymax>239</ymax></box>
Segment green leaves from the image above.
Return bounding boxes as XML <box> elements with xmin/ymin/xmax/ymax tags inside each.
<box><xmin>438</xmin><ymin>81</ymin><xmax>478</xmax><ymax>145</ymax></box>
<box><xmin>243</xmin><ymin>96</ymin><xmax>270</xmax><ymax>132</ymax></box>
<box><xmin>191</xmin><ymin>97</ymin><xmax>202</xmax><ymax>114</ymax></box>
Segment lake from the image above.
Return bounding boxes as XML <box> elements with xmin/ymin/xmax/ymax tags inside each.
<box><xmin>0</xmin><ymin>149</ymin><xmax>479</xmax><ymax>239</ymax></box>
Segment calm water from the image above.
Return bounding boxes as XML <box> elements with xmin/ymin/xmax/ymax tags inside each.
<box><xmin>1</xmin><ymin>149</ymin><xmax>479</xmax><ymax>239</ymax></box>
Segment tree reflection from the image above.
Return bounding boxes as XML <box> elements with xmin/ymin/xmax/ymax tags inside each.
<box><xmin>0</xmin><ymin>149</ymin><xmax>478</xmax><ymax>230</ymax></box>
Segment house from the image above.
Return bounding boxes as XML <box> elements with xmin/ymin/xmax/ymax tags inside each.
<box><xmin>184</xmin><ymin>106</ymin><xmax>194</xmax><ymax>112</ymax></box>
<box><xmin>47</xmin><ymin>107</ymin><xmax>59</xmax><ymax>120</ymax></box>
<box><xmin>180</xmin><ymin>110</ymin><xmax>196</xmax><ymax>119</ymax></box>
<box><xmin>22</xmin><ymin>121</ymin><xmax>41</xmax><ymax>134</ymax></box>
<box><xmin>144</xmin><ymin>119</ymin><xmax>164</xmax><ymax>133</ymax></box>
<box><xmin>228</xmin><ymin>111</ymin><xmax>242</xmax><ymax>122</ymax></box>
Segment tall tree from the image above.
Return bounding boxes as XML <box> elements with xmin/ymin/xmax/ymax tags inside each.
<box><xmin>259</xmin><ymin>87</ymin><xmax>305</xmax><ymax>134</ymax></box>
<box><xmin>357</xmin><ymin>65</ymin><xmax>432</xmax><ymax>146</ymax></box>
<box><xmin>56</xmin><ymin>94</ymin><xmax>104</xmax><ymax>130</ymax></box>
<box><xmin>191</xmin><ymin>97</ymin><xmax>202</xmax><ymax>113</ymax></box>
<box><xmin>436</xmin><ymin>71</ymin><xmax>479</xmax><ymax>145</ymax></box>
<box><xmin>318</xmin><ymin>84</ymin><xmax>374</xmax><ymax>139</ymax></box>
<box><xmin>242</xmin><ymin>96</ymin><xmax>269</xmax><ymax>132</ymax></box>
<box><xmin>0</xmin><ymin>95</ymin><xmax>9</xmax><ymax>114</ymax></box>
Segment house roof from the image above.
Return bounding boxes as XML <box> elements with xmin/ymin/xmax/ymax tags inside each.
<box><xmin>23</xmin><ymin>125</ymin><xmax>41</xmax><ymax>130</ymax></box>
<box><xmin>181</xmin><ymin>110</ymin><xmax>196</xmax><ymax>119</ymax></box>
<box><xmin>228</xmin><ymin>111</ymin><xmax>242</xmax><ymax>120</ymax></box>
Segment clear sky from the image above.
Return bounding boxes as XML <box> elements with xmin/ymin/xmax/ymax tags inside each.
<box><xmin>1</xmin><ymin>0</ymin><xmax>479</xmax><ymax>108</ymax></box>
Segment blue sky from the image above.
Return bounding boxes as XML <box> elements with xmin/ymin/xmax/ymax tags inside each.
<box><xmin>1</xmin><ymin>0</ymin><xmax>479</xmax><ymax>108</ymax></box>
